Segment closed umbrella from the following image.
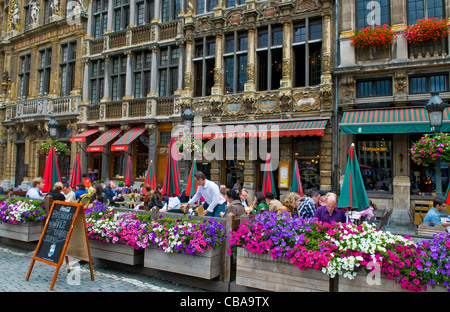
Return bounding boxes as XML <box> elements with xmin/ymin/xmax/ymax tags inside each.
<box><xmin>69</xmin><ymin>153</ymin><xmax>82</xmax><ymax>189</ymax></box>
<box><xmin>162</xmin><ymin>138</ymin><xmax>181</xmax><ymax>197</ymax></box>
<box><xmin>185</xmin><ymin>159</ymin><xmax>198</xmax><ymax>197</ymax></box>
<box><xmin>42</xmin><ymin>145</ymin><xmax>61</xmax><ymax>193</ymax></box>
<box><xmin>444</xmin><ymin>182</ymin><xmax>450</xmax><ymax>205</ymax></box>
<box><xmin>337</xmin><ymin>143</ymin><xmax>369</xmax><ymax>212</ymax></box>
<box><xmin>124</xmin><ymin>155</ymin><xmax>134</xmax><ymax>187</ymax></box>
<box><xmin>291</xmin><ymin>159</ymin><xmax>304</xmax><ymax>197</ymax></box>
<box><xmin>261</xmin><ymin>153</ymin><xmax>277</xmax><ymax>197</ymax></box>
<box><xmin>142</xmin><ymin>160</ymin><xmax>156</xmax><ymax>195</ymax></box>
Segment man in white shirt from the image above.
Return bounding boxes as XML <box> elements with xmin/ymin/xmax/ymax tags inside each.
<box><xmin>26</xmin><ymin>178</ymin><xmax>44</xmax><ymax>199</ymax></box>
<box><xmin>62</xmin><ymin>184</ymin><xmax>76</xmax><ymax>202</ymax></box>
<box><xmin>181</xmin><ymin>171</ymin><xmax>226</xmax><ymax>217</ymax></box>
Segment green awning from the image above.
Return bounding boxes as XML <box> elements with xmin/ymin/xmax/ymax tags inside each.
<box><xmin>340</xmin><ymin>106</ymin><xmax>450</xmax><ymax>134</ymax></box>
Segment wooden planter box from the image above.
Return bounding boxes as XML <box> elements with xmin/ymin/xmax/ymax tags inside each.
<box><xmin>88</xmin><ymin>239</ymin><xmax>144</xmax><ymax>265</ymax></box>
<box><xmin>236</xmin><ymin>248</ymin><xmax>333</xmax><ymax>292</ymax></box>
<box><xmin>144</xmin><ymin>245</ymin><xmax>223</xmax><ymax>280</ymax></box>
<box><xmin>338</xmin><ymin>270</ymin><xmax>447</xmax><ymax>293</ymax></box>
<box><xmin>0</xmin><ymin>221</ymin><xmax>44</xmax><ymax>242</ymax></box>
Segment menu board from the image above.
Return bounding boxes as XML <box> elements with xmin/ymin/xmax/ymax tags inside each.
<box><xmin>35</xmin><ymin>202</ymin><xmax>77</xmax><ymax>264</ymax></box>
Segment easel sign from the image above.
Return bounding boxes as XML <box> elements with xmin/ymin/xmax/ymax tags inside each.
<box><xmin>26</xmin><ymin>200</ymin><xmax>94</xmax><ymax>290</ymax></box>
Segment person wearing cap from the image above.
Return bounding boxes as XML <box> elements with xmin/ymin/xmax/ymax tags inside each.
<box><xmin>181</xmin><ymin>171</ymin><xmax>226</xmax><ymax>217</ymax></box>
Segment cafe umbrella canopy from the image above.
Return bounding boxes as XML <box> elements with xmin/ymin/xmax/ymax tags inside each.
<box><xmin>124</xmin><ymin>155</ymin><xmax>134</xmax><ymax>186</ymax></box>
<box><xmin>142</xmin><ymin>160</ymin><xmax>156</xmax><ymax>195</ymax></box>
<box><xmin>42</xmin><ymin>145</ymin><xmax>61</xmax><ymax>193</ymax></box>
<box><xmin>291</xmin><ymin>159</ymin><xmax>304</xmax><ymax>197</ymax></box>
<box><xmin>186</xmin><ymin>159</ymin><xmax>198</xmax><ymax>197</ymax></box>
<box><xmin>69</xmin><ymin>153</ymin><xmax>82</xmax><ymax>189</ymax></box>
<box><xmin>162</xmin><ymin>138</ymin><xmax>181</xmax><ymax>197</ymax></box>
<box><xmin>262</xmin><ymin>153</ymin><xmax>277</xmax><ymax>198</ymax></box>
<box><xmin>337</xmin><ymin>143</ymin><xmax>370</xmax><ymax>212</ymax></box>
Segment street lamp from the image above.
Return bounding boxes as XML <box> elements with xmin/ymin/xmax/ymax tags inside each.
<box><xmin>426</xmin><ymin>92</ymin><xmax>446</xmax><ymax>133</ymax></box>
<box><xmin>47</xmin><ymin>117</ymin><xmax>59</xmax><ymax>139</ymax></box>
<box><xmin>425</xmin><ymin>92</ymin><xmax>447</xmax><ymax>198</ymax></box>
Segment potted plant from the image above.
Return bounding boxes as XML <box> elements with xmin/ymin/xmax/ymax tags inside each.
<box><xmin>350</xmin><ymin>24</ymin><xmax>395</xmax><ymax>50</ymax></box>
<box><xmin>404</xmin><ymin>18</ymin><xmax>449</xmax><ymax>45</ymax></box>
<box><xmin>37</xmin><ymin>139</ymin><xmax>71</xmax><ymax>156</ymax></box>
<box><xmin>0</xmin><ymin>197</ymin><xmax>46</xmax><ymax>242</ymax></box>
<box><xmin>410</xmin><ymin>133</ymin><xmax>450</xmax><ymax>167</ymax></box>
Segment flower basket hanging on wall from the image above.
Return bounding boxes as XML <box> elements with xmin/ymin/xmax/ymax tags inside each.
<box><xmin>37</xmin><ymin>139</ymin><xmax>70</xmax><ymax>156</ymax></box>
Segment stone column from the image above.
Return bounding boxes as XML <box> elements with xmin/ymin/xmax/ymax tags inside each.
<box><xmin>150</xmin><ymin>47</ymin><xmax>158</xmax><ymax>95</ymax></box>
<box><xmin>82</xmin><ymin>60</ymin><xmax>90</xmax><ymax>103</ymax></box>
<box><xmin>124</xmin><ymin>51</ymin><xmax>133</xmax><ymax>99</ymax></box>
<box><xmin>244</xmin><ymin>27</ymin><xmax>256</xmax><ymax>92</ymax></box>
<box><xmin>129</xmin><ymin>0</ymin><xmax>136</xmax><ymax>27</ymax></box>
<box><xmin>280</xmin><ymin>18</ymin><xmax>291</xmax><ymax>88</ymax></box>
<box><xmin>101</xmin><ymin>56</ymin><xmax>111</xmax><ymax>101</ymax></box>
<box><xmin>86</xmin><ymin>0</ymin><xmax>94</xmax><ymax>38</ymax></box>
<box><xmin>106</xmin><ymin>0</ymin><xmax>114</xmax><ymax>32</ymax></box>
<box><xmin>211</xmin><ymin>32</ymin><xmax>223</xmax><ymax>95</ymax></box>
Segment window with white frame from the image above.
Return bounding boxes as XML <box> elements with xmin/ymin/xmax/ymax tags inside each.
<box><xmin>38</xmin><ymin>48</ymin><xmax>52</xmax><ymax>95</ymax></box>
<box><xmin>93</xmin><ymin>0</ymin><xmax>108</xmax><ymax>38</ymax></box>
<box><xmin>60</xmin><ymin>41</ymin><xmax>76</xmax><ymax>96</ymax></box>
<box><xmin>194</xmin><ymin>36</ymin><xmax>215</xmax><ymax>97</ymax></box>
<box><xmin>257</xmin><ymin>25</ymin><xmax>283</xmax><ymax>91</ymax></box>
<box><xmin>407</xmin><ymin>0</ymin><xmax>444</xmax><ymax>24</ymax></box>
<box><xmin>90</xmin><ymin>59</ymin><xmax>105</xmax><ymax>104</ymax></box>
<box><xmin>161</xmin><ymin>0</ymin><xmax>181</xmax><ymax>22</ymax></box>
<box><xmin>159</xmin><ymin>46</ymin><xmax>179</xmax><ymax>96</ymax></box>
<box><xmin>114</xmin><ymin>0</ymin><xmax>130</xmax><ymax>31</ymax></box>
<box><xmin>136</xmin><ymin>0</ymin><xmax>154</xmax><ymax>26</ymax></box>
<box><xmin>196</xmin><ymin>0</ymin><xmax>216</xmax><ymax>14</ymax></box>
<box><xmin>224</xmin><ymin>31</ymin><xmax>248</xmax><ymax>94</ymax></box>
<box><xmin>134</xmin><ymin>50</ymin><xmax>152</xmax><ymax>98</ymax></box>
<box><xmin>111</xmin><ymin>55</ymin><xmax>127</xmax><ymax>100</ymax></box>
<box><xmin>19</xmin><ymin>54</ymin><xmax>31</xmax><ymax>98</ymax></box>
<box><xmin>293</xmin><ymin>17</ymin><xmax>322</xmax><ymax>87</ymax></box>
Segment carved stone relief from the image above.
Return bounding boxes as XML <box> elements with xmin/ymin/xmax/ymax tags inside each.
<box><xmin>339</xmin><ymin>76</ymin><xmax>356</xmax><ymax>104</ymax></box>
<box><xmin>292</xmin><ymin>92</ymin><xmax>320</xmax><ymax>112</ymax></box>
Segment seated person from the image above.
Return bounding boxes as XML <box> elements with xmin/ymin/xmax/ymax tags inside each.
<box><xmin>160</xmin><ymin>196</ymin><xmax>183</xmax><ymax>213</ymax></box>
<box><xmin>314</xmin><ymin>193</ymin><xmax>347</xmax><ymax>223</ymax></box>
<box><xmin>45</xmin><ymin>182</ymin><xmax>66</xmax><ymax>201</ymax></box>
<box><xmin>220</xmin><ymin>188</ymin><xmax>245</xmax><ymax>218</ymax></box>
<box><xmin>423</xmin><ymin>198</ymin><xmax>450</xmax><ymax>228</ymax></box>
<box><xmin>353</xmin><ymin>200</ymin><xmax>377</xmax><ymax>222</ymax></box>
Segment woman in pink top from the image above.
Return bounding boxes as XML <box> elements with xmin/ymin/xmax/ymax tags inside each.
<box><xmin>353</xmin><ymin>200</ymin><xmax>377</xmax><ymax>222</ymax></box>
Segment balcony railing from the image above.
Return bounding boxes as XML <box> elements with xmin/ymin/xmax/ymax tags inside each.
<box><xmin>6</xmin><ymin>95</ymin><xmax>80</xmax><ymax>121</ymax></box>
<box><xmin>408</xmin><ymin>38</ymin><xmax>448</xmax><ymax>59</ymax></box>
<box><xmin>83</xmin><ymin>97</ymin><xmax>176</xmax><ymax>122</ymax></box>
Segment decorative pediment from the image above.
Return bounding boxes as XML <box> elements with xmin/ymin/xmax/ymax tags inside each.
<box><xmin>195</xmin><ymin>16</ymin><xmax>215</xmax><ymax>33</ymax></box>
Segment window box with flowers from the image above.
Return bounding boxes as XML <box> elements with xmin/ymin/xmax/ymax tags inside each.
<box><xmin>37</xmin><ymin>139</ymin><xmax>71</xmax><ymax>156</ymax></box>
<box><xmin>404</xmin><ymin>18</ymin><xmax>449</xmax><ymax>45</ymax></box>
<box><xmin>350</xmin><ymin>25</ymin><xmax>395</xmax><ymax>49</ymax></box>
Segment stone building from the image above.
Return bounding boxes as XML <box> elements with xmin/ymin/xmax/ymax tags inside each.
<box><xmin>336</xmin><ymin>0</ymin><xmax>450</xmax><ymax>218</ymax></box>
<box><xmin>0</xmin><ymin>0</ymin><xmax>88</xmax><ymax>188</ymax></box>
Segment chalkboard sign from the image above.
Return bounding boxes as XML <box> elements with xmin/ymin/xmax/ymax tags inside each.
<box><xmin>35</xmin><ymin>203</ymin><xmax>77</xmax><ymax>263</ymax></box>
<box><xmin>26</xmin><ymin>200</ymin><xmax>94</xmax><ymax>290</ymax></box>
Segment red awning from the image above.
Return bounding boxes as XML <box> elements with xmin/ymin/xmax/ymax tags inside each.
<box><xmin>70</xmin><ymin>129</ymin><xmax>99</xmax><ymax>142</ymax></box>
<box><xmin>111</xmin><ymin>127</ymin><xmax>146</xmax><ymax>151</ymax></box>
<box><xmin>86</xmin><ymin>128</ymin><xmax>122</xmax><ymax>152</ymax></box>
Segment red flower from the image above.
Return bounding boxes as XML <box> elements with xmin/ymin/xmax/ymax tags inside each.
<box><xmin>350</xmin><ymin>25</ymin><xmax>395</xmax><ymax>49</ymax></box>
<box><xmin>404</xmin><ymin>18</ymin><xmax>449</xmax><ymax>44</ymax></box>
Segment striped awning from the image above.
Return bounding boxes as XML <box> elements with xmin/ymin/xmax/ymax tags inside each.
<box><xmin>340</xmin><ymin>106</ymin><xmax>450</xmax><ymax>134</ymax></box>
<box><xmin>86</xmin><ymin>128</ymin><xmax>122</xmax><ymax>152</ymax></box>
<box><xmin>70</xmin><ymin>129</ymin><xmax>99</xmax><ymax>142</ymax></box>
<box><xmin>183</xmin><ymin>120</ymin><xmax>328</xmax><ymax>139</ymax></box>
<box><xmin>111</xmin><ymin>127</ymin><xmax>146</xmax><ymax>151</ymax></box>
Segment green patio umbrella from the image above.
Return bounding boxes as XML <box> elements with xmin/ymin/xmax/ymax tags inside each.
<box><xmin>162</xmin><ymin>138</ymin><xmax>181</xmax><ymax>197</ymax></box>
<box><xmin>291</xmin><ymin>159</ymin><xmax>304</xmax><ymax>197</ymax></box>
<box><xmin>42</xmin><ymin>145</ymin><xmax>61</xmax><ymax>193</ymax></box>
<box><xmin>142</xmin><ymin>160</ymin><xmax>156</xmax><ymax>195</ymax></box>
<box><xmin>337</xmin><ymin>143</ymin><xmax>369</xmax><ymax>212</ymax></box>
<box><xmin>185</xmin><ymin>159</ymin><xmax>198</xmax><ymax>197</ymax></box>
<box><xmin>124</xmin><ymin>155</ymin><xmax>134</xmax><ymax>186</ymax></box>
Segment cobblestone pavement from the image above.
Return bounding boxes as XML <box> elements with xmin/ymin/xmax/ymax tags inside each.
<box><xmin>0</xmin><ymin>243</ymin><xmax>209</xmax><ymax>292</ymax></box>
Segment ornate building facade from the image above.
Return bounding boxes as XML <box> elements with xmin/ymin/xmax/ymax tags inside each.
<box><xmin>0</xmin><ymin>0</ymin><xmax>87</xmax><ymax>188</ymax></box>
<box><xmin>1</xmin><ymin>0</ymin><xmax>336</xmax><ymax>201</ymax></box>
<box><xmin>336</xmin><ymin>0</ymin><xmax>450</xmax><ymax>217</ymax></box>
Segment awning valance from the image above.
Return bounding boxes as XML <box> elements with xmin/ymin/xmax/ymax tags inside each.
<box><xmin>176</xmin><ymin>119</ymin><xmax>328</xmax><ymax>139</ymax></box>
<box><xmin>70</xmin><ymin>129</ymin><xmax>99</xmax><ymax>142</ymax></box>
<box><xmin>87</xmin><ymin>128</ymin><xmax>122</xmax><ymax>152</ymax></box>
<box><xmin>340</xmin><ymin>106</ymin><xmax>450</xmax><ymax>134</ymax></box>
<box><xmin>111</xmin><ymin>127</ymin><xmax>146</xmax><ymax>151</ymax></box>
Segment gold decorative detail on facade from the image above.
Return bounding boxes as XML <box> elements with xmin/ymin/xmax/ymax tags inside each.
<box><xmin>394</xmin><ymin>72</ymin><xmax>407</xmax><ymax>94</ymax></box>
<box><xmin>292</xmin><ymin>92</ymin><xmax>320</xmax><ymax>112</ymax></box>
<box><xmin>295</xmin><ymin>0</ymin><xmax>321</xmax><ymax>13</ymax></box>
<box><xmin>282</xmin><ymin>58</ymin><xmax>290</xmax><ymax>78</ymax></box>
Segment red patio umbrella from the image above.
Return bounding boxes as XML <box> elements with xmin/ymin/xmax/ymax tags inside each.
<box><xmin>69</xmin><ymin>153</ymin><xmax>82</xmax><ymax>189</ymax></box>
<box><xmin>124</xmin><ymin>155</ymin><xmax>134</xmax><ymax>186</ymax></box>
<box><xmin>262</xmin><ymin>153</ymin><xmax>277</xmax><ymax>197</ymax></box>
<box><xmin>142</xmin><ymin>160</ymin><xmax>156</xmax><ymax>195</ymax></box>
<box><xmin>162</xmin><ymin>138</ymin><xmax>181</xmax><ymax>197</ymax></box>
<box><xmin>42</xmin><ymin>145</ymin><xmax>61</xmax><ymax>193</ymax></box>
<box><xmin>291</xmin><ymin>159</ymin><xmax>304</xmax><ymax>197</ymax></box>
<box><xmin>185</xmin><ymin>159</ymin><xmax>198</xmax><ymax>197</ymax></box>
